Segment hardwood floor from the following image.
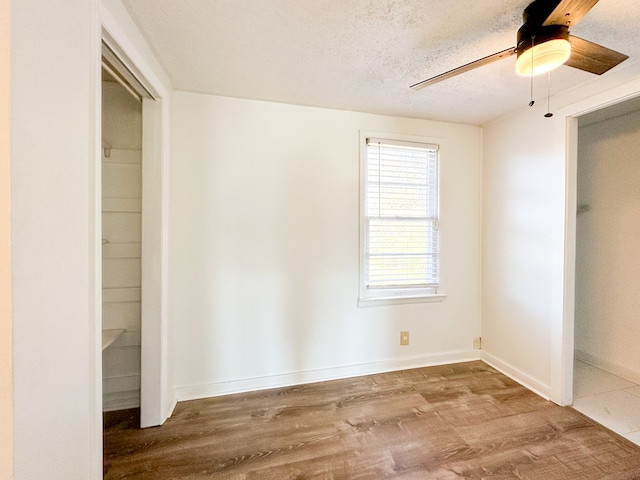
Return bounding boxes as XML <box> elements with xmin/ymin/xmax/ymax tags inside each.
<box><xmin>104</xmin><ymin>361</ymin><xmax>640</xmax><ymax>479</ymax></box>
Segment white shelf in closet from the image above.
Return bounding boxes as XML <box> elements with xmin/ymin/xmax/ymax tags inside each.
<box><xmin>102</xmin><ymin>329</ymin><xmax>125</xmax><ymax>351</ymax></box>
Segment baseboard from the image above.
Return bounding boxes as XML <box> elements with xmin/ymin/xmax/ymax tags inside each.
<box><xmin>575</xmin><ymin>350</ymin><xmax>640</xmax><ymax>385</ymax></box>
<box><xmin>481</xmin><ymin>350</ymin><xmax>550</xmax><ymax>400</ymax></box>
<box><xmin>173</xmin><ymin>350</ymin><xmax>481</xmax><ymax>404</ymax></box>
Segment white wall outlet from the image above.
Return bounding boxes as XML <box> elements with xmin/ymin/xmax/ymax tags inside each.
<box><xmin>400</xmin><ymin>331</ymin><xmax>410</xmax><ymax>346</ymax></box>
<box><xmin>473</xmin><ymin>337</ymin><xmax>482</xmax><ymax>349</ymax></box>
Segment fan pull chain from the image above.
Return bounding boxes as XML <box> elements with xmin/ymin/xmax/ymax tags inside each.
<box><xmin>377</xmin><ymin>142</ymin><xmax>381</xmax><ymax>218</ymax></box>
<box><xmin>529</xmin><ymin>75</ymin><xmax>534</xmax><ymax>107</ymax></box>
<box><xmin>529</xmin><ymin>35</ymin><xmax>535</xmax><ymax>107</ymax></box>
<box><xmin>544</xmin><ymin>71</ymin><xmax>553</xmax><ymax>118</ymax></box>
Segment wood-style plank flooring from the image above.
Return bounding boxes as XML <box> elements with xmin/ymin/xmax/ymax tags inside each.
<box><xmin>104</xmin><ymin>361</ymin><xmax>640</xmax><ymax>479</ymax></box>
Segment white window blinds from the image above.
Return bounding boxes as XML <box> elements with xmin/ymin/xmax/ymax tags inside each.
<box><xmin>364</xmin><ymin>137</ymin><xmax>439</xmax><ymax>291</ymax></box>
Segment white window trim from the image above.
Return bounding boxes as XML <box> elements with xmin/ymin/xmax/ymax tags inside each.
<box><xmin>358</xmin><ymin>130</ymin><xmax>447</xmax><ymax>306</ymax></box>
<box><xmin>357</xmin><ymin>293</ymin><xmax>448</xmax><ymax>308</ymax></box>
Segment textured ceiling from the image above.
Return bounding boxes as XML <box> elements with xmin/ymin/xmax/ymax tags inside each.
<box><xmin>121</xmin><ymin>0</ymin><xmax>640</xmax><ymax>125</ymax></box>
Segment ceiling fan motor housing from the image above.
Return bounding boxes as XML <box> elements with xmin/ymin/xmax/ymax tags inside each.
<box><xmin>516</xmin><ymin>23</ymin><xmax>570</xmax><ymax>55</ymax></box>
<box><xmin>516</xmin><ymin>0</ymin><xmax>570</xmax><ymax>74</ymax></box>
<box><xmin>522</xmin><ymin>0</ymin><xmax>563</xmax><ymax>26</ymax></box>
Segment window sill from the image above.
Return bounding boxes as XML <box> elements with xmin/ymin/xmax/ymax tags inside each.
<box><xmin>357</xmin><ymin>293</ymin><xmax>448</xmax><ymax>308</ymax></box>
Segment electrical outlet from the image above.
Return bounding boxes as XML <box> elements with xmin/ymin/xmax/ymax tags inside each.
<box><xmin>473</xmin><ymin>337</ymin><xmax>482</xmax><ymax>349</ymax></box>
<box><xmin>400</xmin><ymin>331</ymin><xmax>410</xmax><ymax>346</ymax></box>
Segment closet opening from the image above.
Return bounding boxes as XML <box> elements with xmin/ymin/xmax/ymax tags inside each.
<box><xmin>99</xmin><ymin>34</ymin><xmax>165</xmax><ymax>433</ymax></box>
<box><xmin>101</xmin><ymin>63</ymin><xmax>143</xmax><ymax>418</ymax></box>
<box><xmin>572</xmin><ymin>95</ymin><xmax>640</xmax><ymax>446</ymax></box>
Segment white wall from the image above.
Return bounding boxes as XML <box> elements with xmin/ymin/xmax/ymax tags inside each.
<box><xmin>575</xmin><ymin>109</ymin><xmax>640</xmax><ymax>383</ymax></box>
<box><xmin>10</xmin><ymin>0</ymin><xmax>172</xmax><ymax>477</ymax></box>
<box><xmin>1</xmin><ymin>0</ymin><xmax>13</xmax><ymax>477</ymax></box>
<box><xmin>11</xmin><ymin>0</ymin><xmax>101</xmax><ymax>478</ymax></box>
<box><xmin>102</xmin><ymin>80</ymin><xmax>143</xmax><ymax>410</ymax></box>
<box><xmin>482</xmin><ymin>104</ymin><xmax>568</xmax><ymax>397</ymax></box>
<box><xmin>169</xmin><ymin>92</ymin><xmax>482</xmax><ymax>399</ymax></box>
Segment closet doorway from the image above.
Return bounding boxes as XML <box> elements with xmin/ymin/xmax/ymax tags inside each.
<box><xmin>99</xmin><ymin>35</ymin><xmax>166</xmax><ymax>429</ymax></box>
<box><xmin>572</xmin><ymin>96</ymin><xmax>640</xmax><ymax>445</ymax></box>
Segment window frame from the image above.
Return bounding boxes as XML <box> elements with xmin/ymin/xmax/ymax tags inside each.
<box><xmin>358</xmin><ymin>131</ymin><xmax>447</xmax><ymax>307</ymax></box>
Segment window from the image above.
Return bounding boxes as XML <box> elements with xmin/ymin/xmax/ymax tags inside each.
<box><xmin>359</xmin><ymin>134</ymin><xmax>445</xmax><ymax>305</ymax></box>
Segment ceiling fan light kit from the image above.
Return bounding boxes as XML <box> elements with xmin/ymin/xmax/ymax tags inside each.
<box><xmin>515</xmin><ymin>25</ymin><xmax>571</xmax><ymax>76</ymax></box>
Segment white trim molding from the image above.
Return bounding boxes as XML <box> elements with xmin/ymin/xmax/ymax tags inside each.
<box><xmin>481</xmin><ymin>351</ymin><xmax>551</xmax><ymax>401</ymax></box>
<box><xmin>174</xmin><ymin>350</ymin><xmax>481</xmax><ymax>403</ymax></box>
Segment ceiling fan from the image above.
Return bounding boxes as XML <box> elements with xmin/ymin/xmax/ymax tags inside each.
<box><xmin>410</xmin><ymin>0</ymin><xmax>629</xmax><ymax>90</ymax></box>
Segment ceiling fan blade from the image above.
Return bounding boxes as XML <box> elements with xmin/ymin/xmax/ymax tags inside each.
<box><xmin>410</xmin><ymin>47</ymin><xmax>516</xmax><ymax>90</ymax></box>
<box><xmin>542</xmin><ymin>0</ymin><xmax>599</xmax><ymax>27</ymax></box>
<box><xmin>565</xmin><ymin>35</ymin><xmax>629</xmax><ymax>74</ymax></box>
